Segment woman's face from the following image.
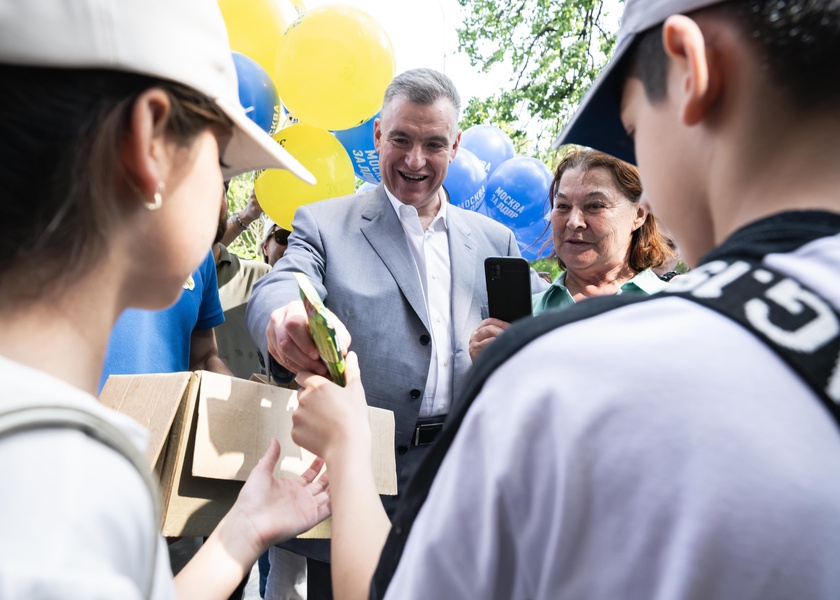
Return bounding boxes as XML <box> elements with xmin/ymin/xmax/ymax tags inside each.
<box><xmin>551</xmin><ymin>166</ymin><xmax>646</xmax><ymax>277</ymax></box>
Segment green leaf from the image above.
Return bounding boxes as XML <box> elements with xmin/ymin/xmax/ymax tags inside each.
<box><xmin>456</xmin><ymin>0</ymin><xmax>623</xmax><ymax>162</ymax></box>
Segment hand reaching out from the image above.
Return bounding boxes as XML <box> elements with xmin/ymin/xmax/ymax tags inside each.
<box><xmin>231</xmin><ymin>440</ymin><xmax>330</xmax><ymax>546</ymax></box>
<box><xmin>241</xmin><ymin>188</ymin><xmax>264</xmax><ymax>223</ymax></box>
<box><xmin>179</xmin><ymin>440</ymin><xmax>330</xmax><ymax>597</ymax></box>
<box><xmin>230</xmin><ymin>439</ymin><xmax>330</xmax><ymax>550</ymax></box>
<box><xmin>292</xmin><ymin>351</ymin><xmax>370</xmax><ymax>466</ymax></box>
<box><xmin>291</xmin><ymin>352</ymin><xmax>391</xmax><ymax>600</ymax></box>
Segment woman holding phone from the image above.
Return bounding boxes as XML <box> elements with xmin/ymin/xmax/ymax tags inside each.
<box><xmin>470</xmin><ymin>147</ymin><xmax>675</xmax><ymax>359</ymax></box>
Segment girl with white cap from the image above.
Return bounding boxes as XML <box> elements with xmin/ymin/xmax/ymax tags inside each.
<box><xmin>0</xmin><ymin>1</ymin><xmax>326</xmax><ymax>598</ymax></box>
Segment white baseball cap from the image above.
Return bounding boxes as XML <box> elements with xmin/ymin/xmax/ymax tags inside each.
<box><xmin>262</xmin><ymin>218</ymin><xmax>278</xmax><ymax>246</ymax></box>
<box><xmin>0</xmin><ymin>0</ymin><xmax>315</xmax><ymax>183</ymax></box>
<box><xmin>552</xmin><ymin>0</ymin><xmax>726</xmax><ymax>164</ymax></box>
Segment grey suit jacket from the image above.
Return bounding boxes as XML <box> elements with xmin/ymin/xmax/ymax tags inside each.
<box><xmin>246</xmin><ymin>185</ymin><xmax>520</xmax><ymax>560</ymax></box>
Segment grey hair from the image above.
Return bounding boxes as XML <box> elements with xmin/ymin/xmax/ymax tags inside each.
<box><xmin>381</xmin><ymin>68</ymin><xmax>461</xmax><ymax>119</ymax></box>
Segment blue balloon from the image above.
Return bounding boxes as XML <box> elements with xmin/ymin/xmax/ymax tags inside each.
<box><xmin>443</xmin><ymin>148</ymin><xmax>487</xmax><ymax>212</ymax></box>
<box><xmin>232</xmin><ymin>52</ymin><xmax>281</xmax><ymax>134</ymax></box>
<box><xmin>514</xmin><ymin>217</ymin><xmax>552</xmax><ymax>261</ymax></box>
<box><xmin>485</xmin><ymin>155</ymin><xmax>553</xmax><ymax>230</ymax></box>
<box><xmin>469</xmin><ymin>197</ymin><xmax>492</xmax><ymax>217</ymax></box>
<box><xmin>460</xmin><ymin>124</ymin><xmax>515</xmax><ymax>178</ymax></box>
<box><xmin>333</xmin><ymin>113</ymin><xmax>381</xmax><ymax>184</ymax></box>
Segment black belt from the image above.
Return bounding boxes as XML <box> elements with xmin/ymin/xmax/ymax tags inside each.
<box><xmin>413</xmin><ymin>415</ymin><xmax>446</xmax><ymax>446</ymax></box>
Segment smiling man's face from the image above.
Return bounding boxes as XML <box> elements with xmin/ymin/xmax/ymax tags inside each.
<box><xmin>374</xmin><ymin>95</ymin><xmax>460</xmax><ymax>214</ymax></box>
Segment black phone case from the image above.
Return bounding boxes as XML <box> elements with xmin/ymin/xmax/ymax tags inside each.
<box><xmin>485</xmin><ymin>257</ymin><xmax>533</xmax><ymax>322</ymax></box>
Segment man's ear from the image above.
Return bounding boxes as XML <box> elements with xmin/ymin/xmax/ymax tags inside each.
<box><xmin>450</xmin><ymin>129</ymin><xmax>462</xmax><ymax>163</ymax></box>
<box><xmin>373</xmin><ymin>117</ymin><xmax>382</xmax><ymax>153</ymax></box>
<box><xmin>120</xmin><ymin>88</ymin><xmax>173</xmax><ymax>201</ymax></box>
<box><xmin>662</xmin><ymin>15</ymin><xmax>722</xmax><ymax>127</ymax></box>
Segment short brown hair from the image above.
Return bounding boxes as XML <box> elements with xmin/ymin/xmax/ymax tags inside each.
<box><xmin>549</xmin><ymin>146</ymin><xmax>675</xmax><ymax>272</ymax></box>
<box><xmin>627</xmin><ymin>0</ymin><xmax>840</xmax><ymax>112</ymax></box>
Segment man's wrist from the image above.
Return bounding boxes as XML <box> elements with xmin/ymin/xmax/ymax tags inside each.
<box><xmin>232</xmin><ymin>213</ymin><xmax>251</xmax><ymax>231</ymax></box>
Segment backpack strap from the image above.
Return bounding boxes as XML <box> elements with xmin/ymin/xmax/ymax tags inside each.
<box><xmin>371</xmin><ymin>258</ymin><xmax>840</xmax><ymax>598</ymax></box>
<box><xmin>0</xmin><ymin>404</ymin><xmax>161</xmax><ymax>600</ymax></box>
<box><xmin>662</xmin><ymin>258</ymin><xmax>840</xmax><ymax>409</ymax></box>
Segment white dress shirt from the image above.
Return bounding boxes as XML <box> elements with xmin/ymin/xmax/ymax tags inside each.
<box><xmin>385</xmin><ymin>188</ymin><xmax>453</xmax><ymax>417</ymax></box>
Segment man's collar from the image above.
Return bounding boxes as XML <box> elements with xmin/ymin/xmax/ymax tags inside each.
<box><xmin>383</xmin><ymin>185</ymin><xmax>448</xmax><ymax>227</ymax></box>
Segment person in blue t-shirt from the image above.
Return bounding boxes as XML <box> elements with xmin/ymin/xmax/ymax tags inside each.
<box><xmin>99</xmin><ymin>250</ymin><xmax>231</xmax><ymax>391</ymax></box>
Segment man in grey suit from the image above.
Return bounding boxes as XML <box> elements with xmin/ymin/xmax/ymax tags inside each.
<box><xmin>246</xmin><ymin>67</ymin><xmax>523</xmax><ymax>599</ymax></box>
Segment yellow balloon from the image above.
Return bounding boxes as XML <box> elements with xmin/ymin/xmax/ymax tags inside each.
<box><xmin>276</xmin><ymin>5</ymin><xmax>395</xmax><ymax>131</ymax></box>
<box><xmin>218</xmin><ymin>0</ymin><xmax>292</xmax><ymax>88</ymax></box>
<box><xmin>255</xmin><ymin>124</ymin><xmax>355</xmax><ymax>231</ymax></box>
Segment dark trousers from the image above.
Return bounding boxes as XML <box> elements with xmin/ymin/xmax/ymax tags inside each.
<box><xmin>258</xmin><ymin>550</ymin><xmax>270</xmax><ymax>598</ymax></box>
<box><xmin>307</xmin><ymin>557</ymin><xmax>334</xmax><ymax>600</ymax></box>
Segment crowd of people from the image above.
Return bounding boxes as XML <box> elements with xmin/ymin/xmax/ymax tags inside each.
<box><xmin>2</xmin><ymin>0</ymin><xmax>840</xmax><ymax>599</ymax></box>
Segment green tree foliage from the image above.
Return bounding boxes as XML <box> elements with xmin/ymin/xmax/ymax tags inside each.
<box><xmin>531</xmin><ymin>257</ymin><xmax>562</xmax><ymax>281</ymax></box>
<box><xmin>456</xmin><ymin>0</ymin><xmax>622</xmax><ymax>162</ymax></box>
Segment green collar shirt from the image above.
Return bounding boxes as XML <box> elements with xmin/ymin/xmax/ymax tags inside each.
<box><xmin>532</xmin><ymin>268</ymin><xmax>668</xmax><ymax>315</ymax></box>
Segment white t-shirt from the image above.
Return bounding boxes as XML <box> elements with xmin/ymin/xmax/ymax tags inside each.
<box><xmin>385</xmin><ymin>233</ymin><xmax>840</xmax><ymax>599</ymax></box>
<box><xmin>0</xmin><ymin>356</ymin><xmax>175</xmax><ymax>599</ymax></box>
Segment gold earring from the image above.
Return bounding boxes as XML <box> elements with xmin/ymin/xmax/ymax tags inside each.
<box><xmin>146</xmin><ymin>181</ymin><xmax>165</xmax><ymax>211</ymax></box>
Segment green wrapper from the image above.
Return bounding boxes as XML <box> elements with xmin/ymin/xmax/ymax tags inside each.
<box><xmin>294</xmin><ymin>272</ymin><xmax>346</xmax><ymax>387</ymax></box>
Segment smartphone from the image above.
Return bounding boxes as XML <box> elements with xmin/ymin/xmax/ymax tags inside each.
<box><xmin>485</xmin><ymin>257</ymin><xmax>533</xmax><ymax>323</ymax></box>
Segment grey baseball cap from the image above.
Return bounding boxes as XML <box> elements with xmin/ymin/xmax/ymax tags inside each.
<box><xmin>553</xmin><ymin>0</ymin><xmax>726</xmax><ymax>164</ymax></box>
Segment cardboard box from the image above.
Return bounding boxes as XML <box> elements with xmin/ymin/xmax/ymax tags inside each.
<box><xmin>98</xmin><ymin>370</ymin><xmax>396</xmax><ymax>538</ymax></box>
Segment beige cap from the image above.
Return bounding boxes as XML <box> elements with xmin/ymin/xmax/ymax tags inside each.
<box><xmin>0</xmin><ymin>0</ymin><xmax>315</xmax><ymax>183</ymax></box>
